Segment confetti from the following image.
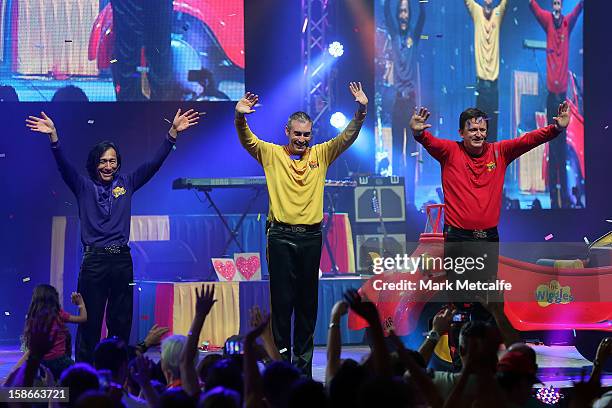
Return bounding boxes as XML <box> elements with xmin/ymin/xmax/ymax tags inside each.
<box><xmin>605</xmin><ymin>125</ymin><xmax>609</xmax><ymax>130</ymax></box>
<box><xmin>105</xmin><ymin>28</ymin><xmax>111</xmax><ymax>36</ymax></box>
<box><xmin>0</xmin><ymin>153</ymin><xmax>5</xmax><ymax>158</ymax></box>
<box><xmin>87</xmin><ymin>120</ymin><xmax>94</xmax><ymax>124</ymax></box>
<box><xmin>418</xmin><ymin>159</ymin><xmax>424</xmax><ymax>164</ymax></box>
<box><xmin>583</xmin><ymin>237</ymin><xmax>590</xmax><ymax>245</ymax></box>
<box><xmin>4</xmin><ymin>311</ymin><xmax>9</xmax><ymax>316</ymax></box>
<box><xmin>199</xmin><ymin>112</ymin><xmax>207</xmax><ymax>116</ymax></box>
<box><xmin>138</xmin><ymin>287</ymin><xmax>142</xmax><ymax>292</ymax></box>
<box><xmin>439</xmin><ymin>117</ymin><xmax>444</xmax><ymax>125</ymax></box>
<box><xmin>410</xmin><ymin>151</ymin><xmax>419</xmax><ymax>157</ymax></box>
<box><xmin>22</xmin><ymin>277</ymin><xmax>31</xmax><ymax>283</ymax></box>
<box><xmin>228</xmin><ymin>13</ymin><xmax>236</xmax><ymax>17</ymax></box>
<box><xmin>606</xmin><ymin>219</ymin><xmax>612</xmax><ymax>223</ymax></box>
<box><xmin>110</xmin><ymin>59</ymin><xmax>118</xmax><ymax>64</ymax></box>
<box><xmin>513</xmin><ymin>6</ymin><xmax>518</xmax><ymax>11</ymax></box>
<box><xmin>420</xmin><ymin>35</ymin><xmax>429</xmax><ymax>40</ymax></box>
<box><xmin>514</xmin><ymin>18</ymin><xmax>518</xmax><ymax>25</ymax></box>
<box><xmin>279</xmin><ymin>348</ymin><xmax>288</xmax><ymax>353</ymax></box>
<box><xmin>257</xmin><ymin>213</ymin><xmax>261</xmax><ymax>221</ymax></box>
<box><xmin>465</xmin><ymin>85</ymin><xmax>475</xmax><ymax>89</ymax></box>
<box><xmin>219</xmin><ymin>20</ymin><xmax>226</xmax><ymax>27</ymax></box>
<box><xmin>164</xmin><ymin>118</ymin><xmax>172</xmax><ymax>124</ymax></box>
<box><xmin>419</xmin><ymin>0</ymin><xmax>428</xmax><ymax>2</ymax></box>
<box><xmin>474</xmin><ymin>91</ymin><xmax>479</xmax><ymax>96</ymax></box>
<box><xmin>450</xmin><ymin>65</ymin><xmax>455</xmax><ymax>71</ymax></box>
<box><xmin>129</xmin><ymin>282</ymin><xmax>136</xmax><ymax>286</ymax></box>
<box><xmin>544</xmin><ymin>234</ymin><xmax>554</xmax><ymax>241</ymax></box>
<box><xmin>64</xmin><ymin>39</ymin><xmax>73</xmax><ymax>43</ymax></box>
<box><xmin>436</xmin><ymin>33</ymin><xmax>443</xmax><ymax>38</ymax></box>
<box><xmin>65</xmin><ymin>201</ymin><xmax>73</xmax><ymax>206</ymax></box>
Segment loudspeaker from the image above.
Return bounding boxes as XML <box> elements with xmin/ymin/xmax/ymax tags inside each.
<box><xmin>355</xmin><ymin>233</ymin><xmax>407</xmax><ymax>273</ymax></box>
<box><xmin>354</xmin><ymin>176</ymin><xmax>405</xmax><ymax>222</ymax></box>
<box><xmin>131</xmin><ymin>240</ymin><xmax>199</xmax><ymax>281</ymax></box>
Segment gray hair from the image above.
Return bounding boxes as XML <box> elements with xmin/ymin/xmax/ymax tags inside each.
<box><xmin>285</xmin><ymin>111</ymin><xmax>312</xmax><ymax>130</ymax></box>
<box><xmin>161</xmin><ymin>335</ymin><xmax>188</xmax><ymax>379</ymax></box>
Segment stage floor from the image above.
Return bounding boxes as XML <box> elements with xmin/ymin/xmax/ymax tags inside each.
<box><xmin>1</xmin><ymin>344</ymin><xmax>610</xmax><ymax>389</ymax></box>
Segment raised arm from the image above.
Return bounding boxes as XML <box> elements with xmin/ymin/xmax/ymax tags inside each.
<box><xmin>418</xmin><ymin>306</ymin><xmax>452</xmax><ymax>365</ymax></box>
<box><xmin>384</xmin><ymin>0</ymin><xmax>398</xmax><ymax>36</ymax></box>
<box><xmin>413</xmin><ymin>0</ymin><xmax>426</xmax><ymax>42</ymax></box>
<box><xmin>234</xmin><ymin>92</ymin><xmax>268</xmax><ymax>164</ymax></box>
<box><xmin>326</xmin><ymin>300</ymin><xmax>349</xmax><ymax>385</ymax></box>
<box><xmin>500</xmin><ymin>101</ymin><xmax>570</xmax><ymax>163</ymax></box>
<box><xmin>464</xmin><ymin>0</ymin><xmax>478</xmax><ymax>18</ymax></box>
<box><xmin>249</xmin><ymin>306</ymin><xmax>281</xmax><ymax>362</ymax></box>
<box><xmin>497</xmin><ymin>0</ymin><xmax>509</xmax><ymax>20</ymax></box>
<box><xmin>26</xmin><ymin>112</ymin><xmax>84</xmax><ymax>194</ymax></box>
<box><xmin>181</xmin><ymin>284</ymin><xmax>216</xmax><ymax>397</ymax></box>
<box><xmin>65</xmin><ymin>292</ymin><xmax>87</xmax><ymax>324</ymax></box>
<box><xmin>529</xmin><ymin>0</ymin><xmax>549</xmax><ymax>29</ymax></box>
<box><xmin>131</xmin><ymin>109</ymin><xmax>200</xmax><ymax>191</ymax></box>
<box><xmin>411</xmin><ymin>107</ymin><xmax>453</xmax><ymax>163</ymax></box>
<box><xmin>319</xmin><ymin>82</ymin><xmax>368</xmax><ymax>165</ymax></box>
<box><xmin>567</xmin><ymin>0</ymin><xmax>584</xmax><ymax>33</ymax></box>
<box><xmin>244</xmin><ymin>314</ymin><xmax>270</xmax><ymax>408</ymax></box>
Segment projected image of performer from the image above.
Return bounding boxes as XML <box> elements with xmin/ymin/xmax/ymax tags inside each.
<box><xmin>410</xmin><ymin>102</ymin><xmax>570</xmax><ymax>363</ymax></box>
<box><xmin>529</xmin><ymin>0</ymin><xmax>583</xmax><ymax>208</ymax></box>
<box><xmin>110</xmin><ymin>0</ymin><xmax>173</xmax><ymax>101</ymax></box>
<box><xmin>464</xmin><ymin>0</ymin><xmax>508</xmax><ymax>143</ymax></box>
<box><xmin>234</xmin><ymin>83</ymin><xmax>368</xmax><ymax>377</ymax></box>
<box><xmin>26</xmin><ymin>109</ymin><xmax>201</xmax><ymax>362</ymax></box>
<box><xmin>384</xmin><ymin>0</ymin><xmax>425</xmax><ymax>207</ymax></box>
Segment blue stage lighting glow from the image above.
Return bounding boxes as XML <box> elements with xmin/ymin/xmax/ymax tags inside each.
<box><xmin>330</xmin><ymin>112</ymin><xmax>348</xmax><ymax>129</ymax></box>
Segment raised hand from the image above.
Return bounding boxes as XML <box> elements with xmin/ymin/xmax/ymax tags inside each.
<box><xmin>246</xmin><ymin>310</ymin><xmax>270</xmax><ymax>342</ymax></box>
<box><xmin>431</xmin><ymin>306</ymin><xmax>453</xmax><ymax>335</ymax></box>
<box><xmin>330</xmin><ymin>300</ymin><xmax>349</xmax><ymax>324</ymax></box>
<box><xmin>594</xmin><ymin>337</ymin><xmax>612</xmax><ymax>367</ymax></box>
<box><xmin>343</xmin><ymin>289</ymin><xmax>379</xmax><ymax>324</ymax></box>
<box><xmin>409</xmin><ymin>107</ymin><xmax>432</xmax><ymax>136</ymax></box>
<box><xmin>171</xmin><ymin>108</ymin><xmax>201</xmax><ymax>134</ymax></box>
<box><xmin>143</xmin><ymin>324</ymin><xmax>170</xmax><ymax>348</ymax></box>
<box><xmin>70</xmin><ymin>292</ymin><xmax>84</xmax><ymax>306</ymax></box>
<box><xmin>26</xmin><ymin>112</ymin><xmax>58</xmax><ymax>143</ymax></box>
<box><xmin>130</xmin><ymin>355</ymin><xmax>153</xmax><ymax>387</ymax></box>
<box><xmin>349</xmin><ymin>82</ymin><xmax>368</xmax><ymax>108</ymax></box>
<box><xmin>553</xmin><ymin>100</ymin><xmax>571</xmax><ymax>130</ymax></box>
<box><xmin>195</xmin><ymin>284</ymin><xmax>216</xmax><ymax>317</ymax></box>
<box><xmin>235</xmin><ymin>92</ymin><xmax>258</xmax><ymax>115</ymax></box>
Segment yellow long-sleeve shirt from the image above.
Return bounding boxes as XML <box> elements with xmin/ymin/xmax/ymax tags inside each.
<box><xmin>465</xmin><ymin>0</ymin><xmax>507</xmax><ymax>82</ymax></box>
<box><xmin>235</xmin><ymin>113</ymin><xmax>366</xmax><ymax>225</ymax></box>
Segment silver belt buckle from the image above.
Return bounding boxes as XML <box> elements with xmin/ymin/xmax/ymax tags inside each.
<box><xmin>105</xmin><ymin>244</ymin><xmax>121</xmax><ymax>254</ymax></box>
<box><xmin>473</xmin><ymin>230</ymin><xmax>487</xmax><ymax>239</ymax></box>
<box><xmin>292</xmin><ymin>226</ymin><xmax>306</xmax><ymax>233</ymax></box>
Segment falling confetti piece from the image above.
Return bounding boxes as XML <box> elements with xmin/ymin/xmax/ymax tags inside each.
<box><xmin>65</xmin><ymin>201</ymin><xmax>73</xmax><ymax>206</ymax></box>
<box><xmin>129</xmin><ymin>282</ymin><xmax>136</xmax><ymax>286</ymax></box>
<box><xmin>219</xmin><ymin>20</ymin><xmax>226</xmax><ymax>27</ymax></box>
<box><xmin>138</xmin><ymin>287</ymin><xmax>142</xmax><ymax>292</ymax></box>
<box><xmin>0</xmin><ymin>153</ymin><xmax>5</xmax><ymax>158</ymax></box>
<box><xmin>450</xmin><ymin>65</ymin><xmax>455</xmax><ymax>71</ymax></box>
<box><xmin>87</xmin><ymin>120</ymin><xmax>94</xmax><ymax>124</ymax></box>
<box><xmin>257</xmin><ymin>213</ymin><xmax>261</xmax><ymax>221</ymax></box>
<box><xmin>410</xmin><ymin>152</ymin><xmax>419</xmax><ymax>157</ymax></box>
<box><xmin>279</xmin><ymin>348</ymin><xmax>288</xmax><ymax>353</ymax></box>
<box><xmin>605</xmin><ymin>125</ymin><xmax>609</xmax><ymax>130</ymax></box>
<box><xmin>513</xmin><ymin>6</ymin><xmax>518</xmax><ymax>11</ymax></box>
<box><xmin>4</xmin><ymin>311</ymin><xmax>9</xmax><ymax>316</ymax></box>
<box><xmin>439</xmin><ymin>117</ymin><xmax>444</xmax><ymax>125</ymax></box>
<box><xmin>65</xmin><ymin>39</ymin><xmax>73</xmax><ymax>43</ymax></box>
<box><xmin>544</xmin><ymin>234</ymin><xmax>554</xmax><ymax>241</ymax></box>
<box><xmin>420</xmin><ymin>35</ymin><xmax>429</xmax><ymax>40</ymax></box>
<box><xmin>474</xmin><ymin>91</ymin><xmax>479</xmax><ymax>96</ymax></box>
<box><xmin>228</xmin><ymin>13</ymin><xmax>236</xmax><ymax>17</ymax></box>
<box><xmin>105</xmin><ymin>28</ymin><xmax>111</xmax><ymax>36</ymax></box>
<box><xmin>514</xmin><ymin>18</ymin><xmax>518</xmax><ymax>25</ymax></box>
<box><xmin>110</xmin><ymin>59</ymin><xmax>118</xmax><ymax>64</ymax></box>
<box><xmin>164</xmin><ymin>118</ymin><xmax>172</xmax><ymax>124</ymax></box>
<box><xmin>22</xmin><ymin>277</ymin><xmax>31</xmax><ymax>283</ymax></box>
<box><xmin>606</xmin><ymin>219</ymin><xmax>612</xmax><ymax>223</ymax></box>
<box><xmin>419</xmin><ymin>0</ymin><xmax>428</xmax><ymax>2</ymax></box>
<box><xmin>436</xmin><ymin>34</ymin><xmax>443</xmax><ymax>38</ymax></box>
<box><xmin>199</xmin><ymin>112</ymin><xmax>207</xmax><ymax>116</ymax></box>
<box><xmin>583</xmin><ymin>237</ymin><xmax>590</xmax><ymax>245</ymax></box>
<box><xmin>466</xmin><ymin>85</ymin><xmax>475</xmax><ymax>89</ymax></box>
<box><xmin>418</xmin><ymin>159</ymin><xmax>424</xmax><ymax>164</ymax></box>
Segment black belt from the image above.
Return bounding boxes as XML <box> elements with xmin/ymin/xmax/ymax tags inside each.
<box><xmin>268</xmin><ymin>221</ymin><xmax>321</xmax><ymax>233</ymax></box>
<box><xmin>444</xmin><ymin>224</ymin><xmax>498</xmax><ymax>239</ymax></box>
<box><xmin>84</xmin><ymin>244</ymin><xmax>130</xmax><ymax>254</ymax></box>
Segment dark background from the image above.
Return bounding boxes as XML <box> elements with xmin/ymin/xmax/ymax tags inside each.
<box><xmin>0</xmin><ymin>0</ymin><xmax>609</xmax><ymax>341</ymax></box>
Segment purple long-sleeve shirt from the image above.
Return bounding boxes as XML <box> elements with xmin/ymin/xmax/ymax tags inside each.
<box><xmin>51</xmin><ymin>137</ymin><xmax>175</xmax><ymax>247</ymax></box>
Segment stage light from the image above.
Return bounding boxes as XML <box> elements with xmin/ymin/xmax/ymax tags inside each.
<box><xmin>330</xmin><ymin>112</ymin><xmax>348</xmax><ymax>129</ymax></box>
<box><xmin>328</xmin><ymin>41</ymin><xmax>344</xmax><ymax>58</ymax></box>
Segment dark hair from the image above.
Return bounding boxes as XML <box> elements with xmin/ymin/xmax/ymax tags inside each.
<box><xmin>288</xmin><ymin>378</ymin><xmax>328</xmax><ymax>408</ymax></box>
<box><xmin>52</xmin><ymin>85</ymin><xmax>89</xmax><ymax>102</ymax></box>
<box><xmin>459</xmin><ymin>107</ymin><xmax>488</xmax><ymax>131</ymax></box>
<box><xmin>458</xmin><ymin>320</ymin><xmax>492</xmax><ymax>350</ymax></box>
<box><xmin>59</xmin><ymin>363</ymin><xmax>100</xmax><ymax>407</ymax></box>
<box><xmin>199</xmin><ymin>386</ymin><xmax>241</xmax><ymax>408</ymax></box>
<box><xmin>94</xmin><ymin>337</ymin><xmax>128</xmax><ymax>376</ymax></box>
<box><xmin>86</xmin><ymin>141</ymin><xmax>121</xmax><ymax>180</ymax></box>
<box><xmin>286</xmin><ymin>111</ymin><xmax>312</xmax><ymax>130</ymax></box>
<box><xmin>198</xmin><ymin>353</ymin><xmax>223</xmax><ymax>383</ymax></box>
<box><xmin>159</xmin><ymin>388</ymin><xmax>197</xmax><ymax>408</ymax></box>
<box><xmin>22</xmin><ymin>284</ymin><xmax>62</xmax><ymax>351</ymax></box>
<box><xmin>0</xmin><ymin>85</ymin><xmax>19</xmax><ymax>101</ymax></box>
<box><xmin>204</xmin><ymin>359</ymin><xmax>244</xmax><ymax>396</ymax></box>
<box><xmin>262</xmin><ymin>361</ymin><xmax>302</xmax><ymax>408</ymax></box>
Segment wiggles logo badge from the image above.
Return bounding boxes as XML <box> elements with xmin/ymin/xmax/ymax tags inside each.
<box><xmin>535</xmin><ymin>280</ymin><xmax>574</xmax><ymax>307</ymax></box>
<box><xmin>486</xmin><ymin>161</ymin><xmax>496</xmax><ymax>172</ymax></box>
<box><xmin>112</xmin><ymin>186</ymin><xmax>126</xmax><ymax>198</ymax></box>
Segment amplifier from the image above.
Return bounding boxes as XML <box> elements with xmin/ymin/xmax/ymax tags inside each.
<box><xmin>354</xmin><ymin>176</ymin><xmax>405</xmax><ymax>222</ymax></box>
<box><xmin>355</xmin><ymin>233</ymin><xmax>407</xmax><ymax>274</ymax></box>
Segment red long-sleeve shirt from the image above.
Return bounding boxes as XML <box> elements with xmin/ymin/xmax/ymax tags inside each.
<box><xmin>529</xmin><ymin>0</ymin><xmax>583</xmax><ymax>94</ymax></box>
<box><xmin>416</xmin><ymin>126</ymin><xmax>560</xmax><ymax>230</ymax></box>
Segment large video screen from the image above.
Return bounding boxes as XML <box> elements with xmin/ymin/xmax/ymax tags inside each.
<box><xmin>374</xmin><ymin>0</ymin><xmax>584</xmax><ymax>210</ymax></box>
<box><xmin>0</xmin><ymin>0</ymin><xmax>244</xmax><ymax>101</ymax></box>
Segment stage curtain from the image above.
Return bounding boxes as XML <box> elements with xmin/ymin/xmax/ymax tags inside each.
<box><xmin>129</xmin><ymin>215</ymin><xmax>170</xmax><ymax>241</ymax></box>
<box><xmin>16</xmin><ymin>0</ymin><xmax>99</xmax><ymax>75</ymax></box>
<box><xmin>172</xmin><ymin>282</ymin><xmax>240</xmax><ymax>347</ymax></box>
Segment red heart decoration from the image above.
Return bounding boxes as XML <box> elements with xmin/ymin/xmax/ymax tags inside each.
<box><xmin>236</xmin><ymin>256</ymin><xmax>260</xmax><ymax>281</ymax></box>
<box><xmin>214</xmin><ymin>260</ymin><xmax>236</xmax><ymax>281</ymax></box>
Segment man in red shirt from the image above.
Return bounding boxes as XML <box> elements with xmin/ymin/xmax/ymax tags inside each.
<box><xmin>410</xmin><ymin>103</ymin><xmax>570</xmax><ymax>365</ymax></box>
<box><xmin>529</xmin><ymin>0</ymin><xmax>583</xmax><ymax>208</ymax></box>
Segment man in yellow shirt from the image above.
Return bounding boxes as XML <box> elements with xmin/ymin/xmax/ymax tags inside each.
<box><xmin>464</xmin><ymin>0</ymin><xmax>508</xmax><ymax>142</ymax></box>
<box><xmin>234</xmin><ymin>82</ymin><xmax>368</xmax><ymax>376</ymax></box>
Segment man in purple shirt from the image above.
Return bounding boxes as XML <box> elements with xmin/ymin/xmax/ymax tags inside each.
<box><xmin>26</xmin><ymin>109</ymin><xmax>200</xmax><ymax>362</ymax></box>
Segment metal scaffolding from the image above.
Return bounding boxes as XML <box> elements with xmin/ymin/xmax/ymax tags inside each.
<box><xmin>301</xmin><ymin>0</ymin><xmax>333</xmax><ymax>135</ymax></box>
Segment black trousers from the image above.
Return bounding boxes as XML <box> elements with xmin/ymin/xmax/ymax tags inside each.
<box><xmin>267</xmin><ymin>225</ymin><xmax>322</xmax><ymax>377</ymax></box>
<box><xmin>392</xmin><ymin>94</ymin><xmax>417</xmax><ymax>206</ymax></box>
<box><xmin>75</xmin><ymin>251</ymin><xmax>134</xmax><ymax>363</ymax></box>
<box><xmin>475</xmin><ymin>79</ymin><xmax>499</xmax><ymax>143</ymax></box>
<box><xmin>110</xmin><ymin>0</ymin><xmax>173</xmax><ymax>101</ymax></box>
<box><xmin>547</xmin><ymin>91</ymin><xmax>569</xmax><ymax>208</ymax></box>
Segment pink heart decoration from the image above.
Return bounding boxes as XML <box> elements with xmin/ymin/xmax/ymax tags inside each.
<box><xmin>214</xmin><ymin>260</ymin><xmax>236</xmax><ymax>281</ymax></box>
<box><xmin>236</xmin><ymin>256</ymin><xmax>261</xmax><ymax>281</ymax></box>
